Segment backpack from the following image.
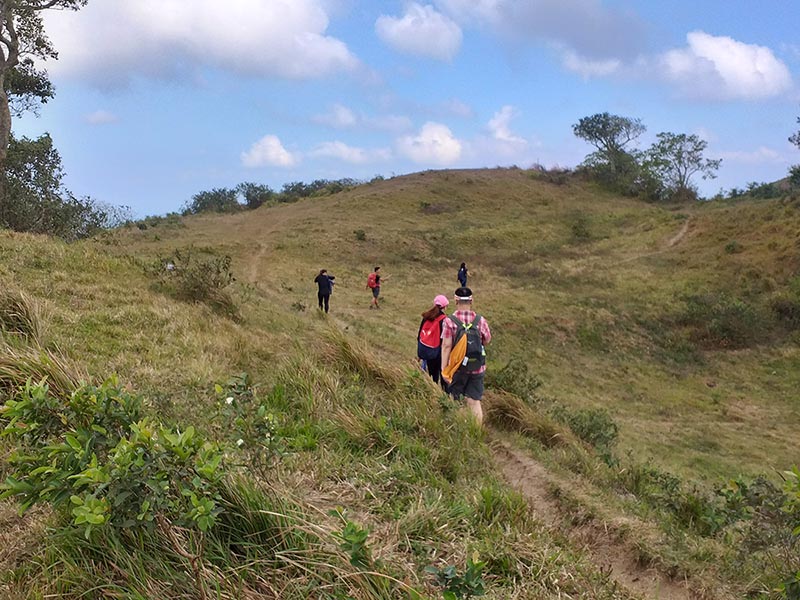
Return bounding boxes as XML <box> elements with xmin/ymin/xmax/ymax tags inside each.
<box><xmin>448</xmin><ymin>314</ymin><xmax>485</xmax><ymax>372</ymax></box>
<box><xmin>366</xmin><ymin>272</ymin><xmax>378</xmax><ymax>289</ymax></box>
<box><xmin>417</xmin><ymin>315</ymin><xmax>445</xmax><ymax>361</ymax></box>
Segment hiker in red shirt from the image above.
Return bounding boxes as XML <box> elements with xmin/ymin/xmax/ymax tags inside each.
<box><xmin>441</xmin><ymin>287</ymin><xmax>492</xmax><ymax>425</ymax></box>
<box><xmin>417</xmin><ymin>294</ymin><xmax>450</xmax><ymax>389</ymax></box>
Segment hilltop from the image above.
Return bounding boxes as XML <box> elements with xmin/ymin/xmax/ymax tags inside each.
<box><xmin>1</xmin><ymin>167</ymin><xmax>799</xmax><ymax>599</ymax></box>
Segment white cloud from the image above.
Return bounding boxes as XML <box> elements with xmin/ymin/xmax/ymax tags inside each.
<box><xmin>660</xmin><ymin>31</ymin><xmax>793</xmax><ymax>100</ymax></box>
<box><xmin>487</xmin><ymin>106</ymin><xmax>527</xmax><ymax>146</ymax></box>
<box><xmin>241</xmin><ymin>135</ymin><xmax>299</xmax><ymax>168</ymax></box>
<box><xmin>719</xmin><ymin>146</ymin><xmax>787</xmax><ymax>164</ymax></box>
<box><xmin>376</xmin><ymin>3</ymin><xmax>462</xmax><ymax>61</ymax></box>
<box><xmin>314</xmin><ymin>104</ymin><xmax>358</xmax><ymax>128</ymax></box>
<box><xmin>43</xmin><ymin>0</ymin><xmax>359</xmax><ymax>86</ymax></box>
<box><xmin>561</xmin><ymin>49</ymin><xmax>621</xmax><ymax>78</ymax></box>
<box><xmin>435</xmin><ymin>0</ymin><xmax>646</xmax><ymax>61</ymax></box>
<box><xmin>396</xmin><ymin>122</ymin><xmax>463</xmax><ymax>165</ymax></box>
<box><xmin>310</xmin><ymin>141</ymin><xmax>392</xmax><ymax>164</ymax></box>
<box><xmin>84</xmin><ymin>110</ymin><xmax>118</xmax><ymax>125</ymax></box>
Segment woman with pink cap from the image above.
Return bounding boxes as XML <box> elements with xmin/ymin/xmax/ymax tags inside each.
<box><xmin>416</xmin><ymin>294</ymin><xmax>450</xmax><ymax>389</ymax></box>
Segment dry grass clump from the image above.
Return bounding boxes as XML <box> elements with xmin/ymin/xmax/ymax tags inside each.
<box><xmin>321</xmin><ymin>325</ymin><xmax>405</xmax><ymax>387</ymax></box>
<box><xmin>484</xmin><ymin>390</ymin><xmax>574</xmax><ymax>449</ymax></box>
<box><xmin>0</xmin><ymin>344</ymin><xmax>86</xmax><ymax>399</ymax></box>
<box><xmin>0</xmin><ymin>290</ymin><xmax>47</xmax><ymax>346</ymax></box>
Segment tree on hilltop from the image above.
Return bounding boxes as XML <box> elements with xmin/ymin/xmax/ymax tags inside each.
<box><xmin>572</xmin><ymin>112</ymin><xmax>646</xmax><ymax>193</ymax></box>
<box><xmin>643</xmin><ymin>132</ymin><xmax>721</xmax><ymax>201</ymax></box>
<box><xmin>790</xmin><ymin>112</ymin><xmax>800</xmax><ymax>187</ymax></box>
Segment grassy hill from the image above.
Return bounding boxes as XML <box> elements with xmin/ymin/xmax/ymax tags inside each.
<box><xmin>1</xmin><ymin>167</ymin><xmax>799</xmax><ymax>599</ymax></box>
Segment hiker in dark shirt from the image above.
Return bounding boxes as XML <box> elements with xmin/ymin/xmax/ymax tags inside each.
<box><xmin>314</xmin><ymin>269</ymin><xmax>335</xmax><ymax>313</ymax></box>
<box><xmin>457</xmin><ymin>263</ymin><xmax>469</xmax><ymax>287</ymax></box>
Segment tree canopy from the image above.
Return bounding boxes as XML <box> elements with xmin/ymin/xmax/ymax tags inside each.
<box><xmin>644</xmin><ymin>132</ymin><xmax>721</xmax><ymax>201</ymax></box>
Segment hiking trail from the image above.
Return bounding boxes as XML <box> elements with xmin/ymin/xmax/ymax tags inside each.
<box><xmin>490</xmin><ymin>436</ymin><xmax>699</xmax><ymax>600</ymax></box>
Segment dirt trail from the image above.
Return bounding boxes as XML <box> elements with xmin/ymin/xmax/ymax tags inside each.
<box><xmin>491</xmin><ymin>437</ymin><xmax>697</xmax><ymax>600</ymax></box>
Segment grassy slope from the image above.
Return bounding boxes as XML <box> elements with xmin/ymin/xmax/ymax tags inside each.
<box><xmin>111</xmin><ymin>168</ymin><xmax>800</xmax><ymax>480</ymax></box>
<box><xmin>1</xmin><ymin>167</ymin><xmax>799</xmax><ymax>598</ymax></box>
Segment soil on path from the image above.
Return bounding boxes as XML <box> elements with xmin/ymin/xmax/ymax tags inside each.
<box><xmin>491</xmin><ymin>437</ymin><xmax>701</xmax><ymax>600</ymax></box>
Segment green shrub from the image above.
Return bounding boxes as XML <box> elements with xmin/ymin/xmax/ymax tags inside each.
<box><xmin>724</xmin><ymin>240</ymin><xmax>743</xmax><ymax>254</ymax></box>
<box><xmin>485</xmin><ymin>358</ymin><xmax>542</xmax><ymax>403</ymax></box>
<box><xmin>426</xmin><ymin>553</ymin><xmax>487</xmax><ymax>599</ymax></box>
<box><xmin>679</xmin><ymin>292</ymin><xmax>762</xmax><ymax>348</ymax></box>
<box><xmin>0</xmin><ymin>379</ymin><xmax>225</xmax><ymax>538</ymax></box>
<box><xmin>148</xmin><ymin>248</ymin><xmax>238</xmax><ymax>318</ymax></box>
<box><xmin>550</xmin><ymin>405</ymin><xmax>618</xmax><ymax>458</ymax></box>
<box><xmin>354</xmin><ymin>229</ymin><xmax>367</xmax><ymax>241</ymax></box>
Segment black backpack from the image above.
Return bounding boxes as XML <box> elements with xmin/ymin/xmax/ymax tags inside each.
<box><xmin>448</xmin><ymin>314</ymin><xmax>485</xmax><ymax>371</ymax></box>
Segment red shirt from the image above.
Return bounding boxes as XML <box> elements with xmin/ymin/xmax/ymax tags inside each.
<box><xmin>442</xmin><ymin>309</ymin><xmax>492</xmax><ymax>374</ymax></box>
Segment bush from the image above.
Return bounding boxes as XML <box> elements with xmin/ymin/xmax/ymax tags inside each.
<box><xmin>148</xmin><ymin>248</ymin><xmax>238</xmax><ymax>318</ymax></box>
<box><xmin>550</xmin><ymin>405</ymin><xmax>618</xmax><ymax>457</ymax></box>
<box><xmin>679</xmin><ymin>292</ymin><xmax>762</xmax><ymax>348</ymax></box>
<box><xmin>0</xmin><ymin>290</ymin><xmax>46</xmax><ymax>345</ymax></box>
<box><xmin>485</xmin><ymin>358</ymin><xmax>542</xmax><ymax>403</ymax></box>
<box><xmin>0</xmin><ymin>379</ymin><xmax>225</xmax><ymax>538</ymax></box>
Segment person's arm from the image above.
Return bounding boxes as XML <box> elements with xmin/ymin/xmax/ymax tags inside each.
<box><xmin>480</xmin><ymin>318</ymin><xmax>492</xmax><ymax>345</ymax></box>
<box><xmin>441</xmin><ymin>335</ymin><xmax>453</xmax><ymax>371</ymax></box>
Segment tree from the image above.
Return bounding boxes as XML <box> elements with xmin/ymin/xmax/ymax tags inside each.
<box><xmin>644</xmin><ymin>132</ymin><xmax>721</xmax><ymax>201</ymax></box>
<box><xmin>790</xmin><ymin>113</ymin><xmax>800</xmax><ymax>187</ymax></box>
<box><xmin>1</xmin><ymin>132</ymin><xmax>124</xmax><ymax>239</ymax></box>
<box><xmin>182</xmin><ymin>188</ymin><xmax>241</xmax><ymax>215</ymax></box>
<box><xmin>572</xmin><ymin>112</ymin><xmax>646</xmax><ymax>191</ymax></box>
<box><xmin>236</xmin><ymin>182</ymin><xmax>274</xmax><ymax>210</ymax></box>
<box><xmin>0</xmin><ymin>0</ymin><xmax>87</xmax><ymax>179</ymax></box>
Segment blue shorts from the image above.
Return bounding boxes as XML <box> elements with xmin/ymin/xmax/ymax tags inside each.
<box><xmin>372</xmin><ymin>286</ymin><xmax>380</xmax><ymax>298</ymax></box>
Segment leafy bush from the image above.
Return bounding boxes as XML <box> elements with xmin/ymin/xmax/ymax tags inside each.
<box><xmin>0</xmin><ymin>379</ymin><xmax>225</xmax><ymax>538</ymax></box>
<box><xmin>181</xmin><ymin>187</ymin><xmax>241</xmax><ymax>215</ymax></box>
<box><xmin>354</xmin><ymin>229</ymin><xmax>366</xmax><ymax>241</ymax></box>
<box><xmin>550</xmin><ymin>405</ymin><xmax>618</xmax><ymax>459</ymax></box>
<box><xmin>679</xmin><ymin>292</ymin><xmax>762</xmax><ymax>348</ymax></box>
<box><xmin>485</xmin><ymin>358</ymin><xmax>542</xmax><ymax>403</ymax></box>
<box><xmin>724</xmin><ymin>240</ymin><xmax>743</xmax><ymax>254</ymax></box>
<box><xmin>426</xmin><ymin>553</ymin><xmax>487</xmax><ymax>599</ymax></box>
<box><xmin>148</xmin><ymin>248</ymin><xmax>238</xmax><ymax>318</ymax></box>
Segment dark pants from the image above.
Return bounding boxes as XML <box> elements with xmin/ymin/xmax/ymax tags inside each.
<box><xmin>424</xmin><ymin>356</ymin><xmax>448</xmax><ymax>391</ymax></box>
<box><xmin>318</xmin><ymin>292</ymin><xmax>330</xmax><ymax>313</ymax></box>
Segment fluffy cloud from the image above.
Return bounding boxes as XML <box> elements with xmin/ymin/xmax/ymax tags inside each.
<box><xmin>313</xmin><ymin>104</ymin><xmax>413</xmax><ymax>133</ymax></box>
<box><xmin>396</xmin><ymin>122</ymin><xmax>463</xmax><ymax>165</ymax></box>
<box><xmin>719</xmin><ymin>146</ymin><xmax>786</xmax><ymax>164</ymax></box>
<box><xmin>660</xmin><ymin>31</ymin><xmax>792</xmax><ymax>100</ymax></box>
<box><xmin>434</xmin><ymin>0</ymin><xmax>646</xmax><ymax>61</ymax></box>
<box><xmin>488</xmin><ymin>106</ymin><xmax>527</xmax><ymax>146</ymax></box>
<box><xmin>310</xmin><ymin>141</ymin><xmax>392</xmax><ymax>164</ymax></box>
<box><xmin>43</xmin><ymin>0</ymin><xmax>359</xmax><ymax>86</ymax></box>
<box><xmin>241</xmin><ymin>135</ymin><xmax>299</xmax><ymax>168</ymax></box>
<box><xmin>376</xmin><ymin>3</ymin><xmax>462</xmax><ymax>61</ymax></box>
<box><xmin>84</xmin><ymin>110</ymin><xmax>118</xmax><ymax>125</ymax></box>
<box><xmin>314</xmin><ymin>104</ymin><xmax>359</xmax><ymax>128</ymax></box>
<box><xmin>561</xmin><ymin>50</ymin><xmax>621</xmax><ymax>78</ymax></box>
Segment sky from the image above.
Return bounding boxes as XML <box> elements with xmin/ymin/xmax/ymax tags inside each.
<box><xmin>13</xmin><ymin>0</ymin><xmax>800</xmax><ymax>217</ymax></box>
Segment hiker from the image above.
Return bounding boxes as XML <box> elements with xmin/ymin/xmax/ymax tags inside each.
<box><xmin>417</xmin><ymin>294</ymin><xmax>450</xmax><ymax>389</ymax></box>
<box><xmin>366</xmin><ymin>266</ymin><xmax>388</xmax><ymax>309</ymax></box>
<box><xmin>441</xmin><ymin>286</ymin><xmax>492</xmax><ymax>425</ymax></box>
<box><xmin>457</xmin><ymin>262</ymin><xmax>469</xmax><ymax>287</ymax></box>
<box><xmin>314</xmin><ymin>268</ymin><xmax>335</xmax><ymax>313</ymax></box>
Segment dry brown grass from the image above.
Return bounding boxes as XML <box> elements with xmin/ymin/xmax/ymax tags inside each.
<box><xmin>0</xmin><ymin>343</ymin><xmax>86</xmax><ymax>399</ymax></box>
<box><xmin>483</xmin><ymin>389</ymin><xmax>576</xmax><ymax>449</ymax></box>
<box><xmin>0</xmin><ymin>290</ymin><xmax>47</xmax><ymax>347</ymax></box>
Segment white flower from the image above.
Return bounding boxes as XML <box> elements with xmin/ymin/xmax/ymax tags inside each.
<box><xmin>236</xmin><ymin>439</ymin><xmax>244</xmax><ymax>447</ymax></box>
<box><xmin>225</xmin><ymin>397</ymin><xmax>234</xmax><ymax>405</ymax></box>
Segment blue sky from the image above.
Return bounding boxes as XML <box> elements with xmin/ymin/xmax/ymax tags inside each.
<box><xmin>13</xmin><ymin>0</ymin><xmax>800</xmax><ymax>217</ymax></box>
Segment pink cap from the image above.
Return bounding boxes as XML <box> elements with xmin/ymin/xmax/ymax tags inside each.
<box><xmin>434</xmin><ymin>294</ymin><xmax>449</xmax><ymax>308</ymax></box>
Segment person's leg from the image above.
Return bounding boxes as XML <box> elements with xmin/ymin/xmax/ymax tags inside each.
<box><xmin>323</xmin><ymin>294</ymin><xmax>330</xmax><ymax>313</ymax></box>
<box><xmin>318</xmin><ymin>292</ymin><xmax>324</xmax><ymax>310</ymax></box>
<box><xmin>427</xmin><ymin>356</ymin><xmax>441</xmax><ymax>384</ymax></box>
<box><xmin>463</xmin><ymin>373</ymin><xmax>485</xmax><ymax>425</ymax></box>
<box><xmin>372</xmin><ymin>287</ymin><xmax>380</xmax><ymax>308</ymax></box>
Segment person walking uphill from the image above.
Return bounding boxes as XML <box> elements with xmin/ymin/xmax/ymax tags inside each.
<box><xmin>441</xmin><ymin>287</ymin><xmax>492</xmax><ymax>425</ymax></box>
<box><xmin>417</xmin><ymin>295</ymin><xmax>450</xmax><ymax>389</ymax></box>
<box><xmin>366</xmin><ymin>266</ymin><xmax>388</xmax><ymax>309</ymax></box>
<box><xmin>457</xmin><ymin>263</ymin><xmax>469</xmax><ymax>287</ymax></box>
<box><xmin>314</xmin><ymin>269</ymin><xmax>335</xmax><ymax>313</ymax></box>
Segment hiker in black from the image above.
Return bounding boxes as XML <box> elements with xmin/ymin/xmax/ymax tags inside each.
<box><xmin>457</xmin><ymin>263</ymin><xmax>469</xmax><ymax>287</ymax></box>
<box><xmin>417</xmin><ymin>294</ymin><xmax>450</xmax><ymax>389</ymax></box>
<box><xmin>314</xmin><ymin>269</ymin><xmax>335</xmax><ymax>313</ymax></box>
